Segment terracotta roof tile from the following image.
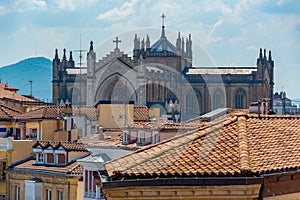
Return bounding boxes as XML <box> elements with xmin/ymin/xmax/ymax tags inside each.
<box><xmin>133</xmin><ymin>106</ymin><xmax>149</xmax><ymax>121</ymax></box>
<box><xmin>17</xmin><ymin>106</ymin><xmax>97</xmax><ymax>120</ymax></box>
<box><xmin>33</xmin><ymin>141</ymin><xmax>87</xmax><ymax>151</ymax></box>
<box><xmin>13</xmin><ymin>159</ymin><xmax>83</xmax><ymax>175</ymax></box>
<box><xmin>0</xmin><ymin>82</ymin><xmax>41</xmax><ymax>103</ymax></box>
<box><xmin>105</xmin><ymin>114</ymin><xmax>300</xmax><ymax>179</ymax></box>
<box><xmin>0</xmin><ymin>103</ymin><xmax>22</xmax><ymax>118</ymax></box>
<box><xmin>72</xmin><ymin>106</ymin><xmax>97</xmax><ymax>120</ymax></box>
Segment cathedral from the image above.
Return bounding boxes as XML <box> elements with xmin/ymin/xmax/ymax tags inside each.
<box><xmin>52</xmin><ymin>15</ymin><xmax>274</xmax><ymax>121</ymax></box>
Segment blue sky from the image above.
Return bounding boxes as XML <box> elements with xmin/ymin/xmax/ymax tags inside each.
<box><xmin>0</xmin><ymin>0</ymin><xmax>300</xmax><ymax>99</ymax></box>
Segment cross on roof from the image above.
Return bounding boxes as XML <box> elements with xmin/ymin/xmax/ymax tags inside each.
<box><xmin>113</xmin><ymin>37</ymin><xmax>121</xmax><ymax>49</ymax></box>
<box><xmin>161</xmin><ymin>13</ymin><xmax>166</xmax><ymax>27</ymax></box>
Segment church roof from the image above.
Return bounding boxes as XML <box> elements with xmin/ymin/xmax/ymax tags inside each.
<box><xmin>150</xmin><ymin>37</ymin><xmax>176</xmax><ymax>53</ymax></box>
<box><xmin>186</xmin><ymin>67</ymin><xmax>256</xmax><ymax>75</ymax></box>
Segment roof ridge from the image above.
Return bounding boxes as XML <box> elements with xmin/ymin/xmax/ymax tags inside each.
<box><xmin>247</xmin><ymin>114</ymin><xmax>300</xmax><ymax>119</ymax></box>
<box><xmin>106</xmin><ymin>115</ymin><xmax>240</xmax><ymax>176</ymax></box>
<box><xmin>104</xmin><ymin>128</ymin><xmax>201</xmax><ymax>171</ymax></box>
<box><xmin>237</xmin><ymin>115</ymin><xmax>251</xmax><ymax>174</ymax></box>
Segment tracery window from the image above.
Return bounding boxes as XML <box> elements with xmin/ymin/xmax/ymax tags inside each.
<box><xmin>235</xmin><ymin>88</ymin><xmax>246</xmax><ymax>109</ymax></box>
<box><xmin>213</xmin><ymin>89</ymin><xmax>224</xmax><ymax>110</ymax></box>
<box><xmin>185</xmin><ymin>89</ymin><xmax>201</xmax><ymax>115</ymax></box>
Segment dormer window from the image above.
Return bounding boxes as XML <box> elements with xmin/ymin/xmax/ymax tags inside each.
<box><xmin>46</xmin><ymin>153</ymin><xmax>54</xmax><ymax>164</ymax></box>
<box><xmin>57</xmin><ymin>154</ymin><xmax>66</xmax><ymax>165</ymax></box>
<box><xmin>37</xmin><ymin>153</ymin><xmax>44</xmax><ymax>163</ymax></box>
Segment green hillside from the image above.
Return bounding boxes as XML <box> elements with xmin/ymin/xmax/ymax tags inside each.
<box><xmin>0</xmin><ymin>57</ymin><xmax>52</xmax><ymax>102</ymax></box>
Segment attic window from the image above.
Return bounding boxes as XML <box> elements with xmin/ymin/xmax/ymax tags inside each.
<box><xmin>36</xmin><ymin>153</ymin><xmax>44</xmax><ymax>163</ymax></box>
<box><xmin>46</xmin><ymin>153</ymin><xmax>54</xmax><ymax>164</ymax></box>
<box><xmin>57</xmin><ymin>154</ymin><xmax>66</xmax><ymax>165</ymax></box>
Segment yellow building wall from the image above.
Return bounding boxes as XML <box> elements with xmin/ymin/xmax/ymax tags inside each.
<box><xmin>8</xmin><ymin>172</ymin><xmax>82</xmax><ymax>200</ymax></box>
<box><xmin>149</xmin><ymin>107</ymin><xmax>160</xmax><ymax>121</ymax></box>
<box><xmin>11</xmin><ymin>140</ymin><xmax>35</xmax><ymax>164</ymax></box>
<box><xmin>264</xmin><ymin>192</ymin><xmax>300</xmax><ymax>200</ymax></box>
<box><xmin>97</xmin><ymin>103</ymin><xmax>134</xmax><ymax>129</ymax></box>
<box><xmin>53</xmin><ymin>129</ymin><xmax>78</xmax><ymax>142</ymax></box>
<box><xmin>41</xmin><ymin>120</ymin><xmax>59</xmax><ymax>141</ymax></box>
<box><xmin>25</xmin><ymin>121</ymin><xmax>38</xmax><ymax>129</ymax></box>
<box><xmin>0</xmin><ymin>139</ymin><xmax>34</xmax><ymax>199</ymax></box>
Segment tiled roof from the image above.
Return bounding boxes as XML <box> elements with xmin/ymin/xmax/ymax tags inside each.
<box><xmin>32</xmin><ymin>141</ymin><xmax>87</xmax><ymax>151</ymax></box>
<box><xmin>0</xmin><ymin>103</ymin><xmax>22</xmax><ymax>118</ymax></box>
<box><xmin>105</xmin><ymin>114</ymin><xmax>300</xmax><ymax>179</ymax></box>
<box><xmin>17</xmin><ymin>106</ymin><xmax>64</xmax><ymax>119</ymax></box>
<box><xmin>17</xmin><ymin>106</ymin><xmax>98</xmax><ymax>120</ymax></box>
<box><xmin>133</xmin><ymin>106</ymin><xmax>149</xmax><ymax>121</ymax></box>
<box><xmin>73</xmin><ymin>106</ymin><xmax>97</xmax><ymax>120</ymax></box>
<box><xmin>0</xmin><ymin>82</ymin><xmax>40</xmax><ymax>103</ymax></box>
<box><xmin>12</xmin><ymin>159</ymin><xmax>83</xmax><ymax>175</ymax></box>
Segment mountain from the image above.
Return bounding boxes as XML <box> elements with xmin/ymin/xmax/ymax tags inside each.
<box><xmin>0</xmin><ymin>57</ymin><xmax>52</xmax><ymax>102</ymax></box>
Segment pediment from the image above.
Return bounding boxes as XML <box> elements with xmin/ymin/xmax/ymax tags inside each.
<box><xmin>95</xmin><ymin>49</ymin><xmax>136</xmax><ymax>74</ymax></box>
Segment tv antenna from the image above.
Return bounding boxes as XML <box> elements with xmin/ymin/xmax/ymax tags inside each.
<box><xmin>73</xmin><ymin>34</ymin><xmax>87</xmax><ymax>106</ymax></box>
<box><xmin>74</xmin><ymin>34</ymin><xmax>87</xmax><ymax>68</ymax></box>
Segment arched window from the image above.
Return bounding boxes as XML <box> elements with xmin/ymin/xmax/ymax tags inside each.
<box><xmin>213</xmin><ymin>89</ymin><xmax>224</xmax><ymax>110</ymax></box>
<box><xmin>235</xmin><ymin>88</ymin><xmax>246</xmax><ymax>109</ymax></box>
<box><xmin>185</xmin><ymin>89</ymin><xmax>201</xmax><ymax>115</ymax></box>
<box><xmin>111</xmin><ymin>87</ymin><xmax>125</xmax><ymax>101</ymax></box>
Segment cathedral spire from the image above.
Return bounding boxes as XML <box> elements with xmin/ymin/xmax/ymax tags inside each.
<box><xmin>63</xmin><ymin>48</ymin><xmax>66</xmax><ymax>60</ymax></box>
<box><xmin>55</xmin><ymin>49</ymin><xmax>59</xmax><ymax>60</ymax></box>
<box><xmin>69</xmin><ymin>51</ymin><xmax>73</xmax><ymax>61</ymax></box>
<box><xmin>89</xmin><ymin>41</ymin><xmax>94</xmax><ymax>52</ymax></box>
<box><xmin>176</xmin><ymin>32</ymin><xmax>181</xmax><ymax>52</ymax></box>
<box><xmin>268</xmin><ymin>50</ymin><xmax>272</xmax><ymax>61</ymax></box>
<box><xmin>259</xmin><ymin>48</ymin><xmax>262</xmax><ymax>58</ymax></box>
<box><xmin>146</xmin><ymin>34</ymin><xmax>150</xmax><ymax>49</ymax></box>
<box><xmin>161</xmin><ymin>13</ymin><xmax>166</xmax><ymax>38</ymax></box>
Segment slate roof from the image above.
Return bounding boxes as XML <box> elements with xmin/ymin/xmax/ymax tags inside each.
<box><xmin>32</xmin><ymin>141</ymin><xmax>87</xmax><ymax>151</ymax></box>
<box><xmin>105</xmin><ymin>114</ymin><xmax>300</xmax><ymax>179</ymax></box>
<box><xmin>150</xmin><ymin>37</ymin><xmax>176</xmax><ymax>52</ymax></box>
<box><xmin>12</xmin><ymin>159</ymin><xmax>83</xmax><ymax>175</ymax></box>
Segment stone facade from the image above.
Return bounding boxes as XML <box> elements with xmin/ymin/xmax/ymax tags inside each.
<box><xmin>52</xmin><ymin>18</ymin><xmax>274</xmax><ymax>122</ymax></box>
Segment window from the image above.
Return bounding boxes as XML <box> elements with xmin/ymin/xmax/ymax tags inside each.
<box><xmin>0</xmin><ymin>162</ymin><xmax>6</xmax><ymax>180</ymax></box>
<box><xmin>152</xmin><ymin>133</ymin><xmax>159</xmax><ymax>144</ymax></box>
<box><xmin>235</xmin><ymin>88</ymin><xmax>246</xmax><ymax>109</ymax></box>
<box><xmin>15</xmin><ymin>185</ymin><xmax>20</xmax><ymax>200</ymax></box>
<box><xmin>57</xmin><ymin>154</ymin><xmax>65</xmax><ymax>165</ymax></box>
<box><xmin>47</xmin><ymin>154</ymin><xmax>54</xmax><ymax>164</ymax></box>
<box><xmin>137</xmin><ymin>131</ymin><xmax>145</xmax><ymax>145</ymax></box>
<box><xmin>213</xmin><ymin>89</ymin><xmax>224</xmax><ymax>110</ymax></box>
<box><xmin>46</xmin><ymin>189</ymin><xmax>52</xmax><ymax>200</ymax></box>
<box><xmin>30</xmin><ymin>128</ymin><xmax>37</xmax><ymax>138</ymax></box>
<box><xmin>57</xmin><ymin>190</ymin><xmax>63</xmax><ymax>200</ymax></box>
<box><xmin>185</xmin><ymin>89</ymin><xmax>201</xmax><ymax>115</ymax></box>
<box><xmin>122</xmin><ymin>132</ymin><xmax>130</xmax><ymax>144</ymax></box>
<box><xmin>37</xmin><ymin>153</ymin><xmax>44</xmax><ymax>163</ymax></box>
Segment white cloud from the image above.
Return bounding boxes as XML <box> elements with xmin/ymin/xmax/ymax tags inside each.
<box><xmin>14</xmin><ymin>0</ymin><xmax>47</xmax><ymax>12</ymax></box>
<box><xmin>0</xmin><ymin>5</ymin><xmax>9</xmax><ymax>16</ymax></box>
<box><xmin>97</xmin><ymin>0</ymin><xmax>138</xmax><ymax>21</ymax></box>
<box><xmin>56</xmin><ymin>0</ymin><xmax>76</xmax><ymax>11</ymax></box>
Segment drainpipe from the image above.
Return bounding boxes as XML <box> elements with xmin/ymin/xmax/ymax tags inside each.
<box><xmin>68</xmin><ymin>181</ymin><xmax>70</xmax><ymax>200</ymax></box>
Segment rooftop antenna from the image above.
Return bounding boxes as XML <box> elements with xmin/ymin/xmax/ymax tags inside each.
<box><xmin>29</xmin><ymin>80</ymin><xmax>33</xmax><ymax>97</ymax></box>
<box><xmin>74</xmin><ymin>34</ymin><xmax>87</xmax><ymax>106</ymax></box>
